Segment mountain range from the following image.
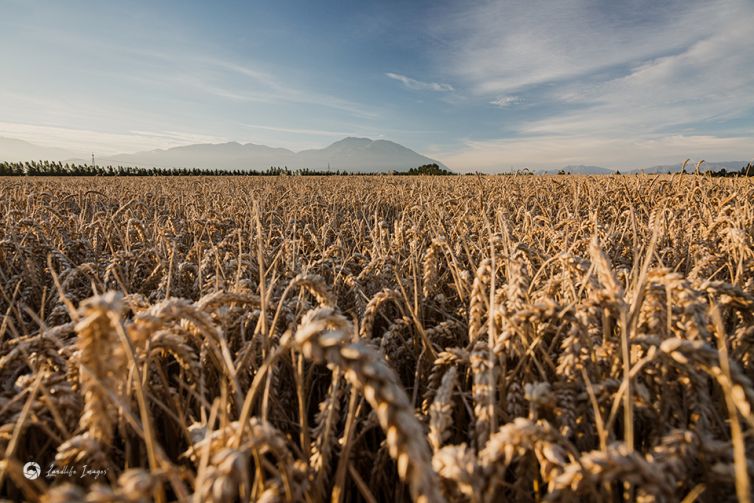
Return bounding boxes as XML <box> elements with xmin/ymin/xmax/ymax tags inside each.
<box><xmin>0</xmin><ymin>137</ymin><xmax>447</xmax><ymax>173</ymax></box>
<box><xmin>537</xmin><ymin>161</ymin><xmax>752</xmax><ymax>175</ymax></box>
<box><xmin>2</xmin><ymin>136</ymin><xmax>750</xmax><ymax>174</ymax></box>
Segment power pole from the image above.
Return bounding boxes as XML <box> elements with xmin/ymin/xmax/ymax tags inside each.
<box><xmin>92</xmin><ymin>153</ymin><xmax>95</xmax><ymax>167</ymax></box>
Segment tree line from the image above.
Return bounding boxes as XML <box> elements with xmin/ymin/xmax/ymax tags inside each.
<box><xmin>0</xmin><ymin>161</ymin><xmax>460</xmax><ymax>177</ymax></box>
<box><xmin>704</xmin><ymin>163</ymin><xmax>754</xmax><ymax>177</ymax></box>
<box><xmin>0</xmin><ymin>161</ymin><xmax>360</xmax><ymax>177</ymax></box>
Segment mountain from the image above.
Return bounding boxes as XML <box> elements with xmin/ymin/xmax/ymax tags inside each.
<box><xmin>102</xmin><ymin>142</ymin><xmax>297</xmax><ymax>171</ymax></box>
<box><xmin>0</xmin><ymin>137</ymin><xmax>77</xmax><ymax>162</ymax></box>
<box><xmin>295</xmin><ymin>137</ymin><xmax>447</xmax><ymax>172</ymax></box>
<box><xmin>98</xmin><ymin>137</ymin><xmax>447</xmax><ymax>173</ymax></box>
<box><xmin>540</xmin><ymin>161</ymin><xmax>753</xmax><ymax>175</ymax></box>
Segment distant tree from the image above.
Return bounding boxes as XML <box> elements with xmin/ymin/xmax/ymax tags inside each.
<box><xmin>404</xmin><ymin>163</ymin><xmax>453</xmax><ymax>176</ymax></box>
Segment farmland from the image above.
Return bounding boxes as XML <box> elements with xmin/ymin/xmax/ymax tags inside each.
<box><xmin>1</xmin><ymin>175</ymin><xmax>753</xmax><ymax>502</ymax></box>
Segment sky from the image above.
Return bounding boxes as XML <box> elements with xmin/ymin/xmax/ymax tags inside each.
<box><xmin>1</xmin><ymin>0</ymin><xmax>753</xmax><ymax>171</ymax></box>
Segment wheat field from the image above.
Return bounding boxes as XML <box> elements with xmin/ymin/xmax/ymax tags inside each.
<box><xmin>1</xmin><ymin>174</ymin><xmax>753</xmax><ymax>502</ymax></box>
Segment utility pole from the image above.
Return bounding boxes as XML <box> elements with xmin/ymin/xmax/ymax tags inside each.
<box><xmin>91</xmin><ymin>153</ymin><xmax>95</xmax><ymax>167</ymax></box>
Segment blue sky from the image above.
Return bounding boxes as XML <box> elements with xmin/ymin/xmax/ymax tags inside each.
<box><xmin>1</xmin><ymin>0</ymin><xmax>753</xmax><ymax>170</ymax></box>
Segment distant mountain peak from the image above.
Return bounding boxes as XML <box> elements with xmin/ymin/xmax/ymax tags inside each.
<box><xmin>337</xmin><ymin>136</ymin><xmax>371</xmax><ymax>143</ymax></box>
<box><xmin>326</xmin><ymin>136</ymin><xmax>374</xmax><ymax>148</ymax></box>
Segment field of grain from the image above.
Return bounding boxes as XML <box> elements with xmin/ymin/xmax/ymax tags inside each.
<box><xmin>1</xmin><ymin>175</ymin><xmax>753</xmax><ymax>502</ymax></box>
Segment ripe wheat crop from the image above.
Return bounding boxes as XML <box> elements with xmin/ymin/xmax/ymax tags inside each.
<box><xmin>1</xmin><ymin>174</ymin><xmax>753</xmax><ymax>502</ymax></box>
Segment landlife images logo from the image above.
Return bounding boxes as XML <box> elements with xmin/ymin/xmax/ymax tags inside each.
<box><xmin>21</xmin><ymin>461</ymin><xmax>108</xmax><ymax>481</ymax></box>
<box><xmin>23</xmin><ymin>462</ymin><xmax>41</xmax><ymax>480</ymax></box>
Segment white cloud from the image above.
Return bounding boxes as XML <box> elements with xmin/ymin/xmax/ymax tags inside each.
<box><xmin>386</xmin><ymin>72</ymin><xmax>454</xmax><ymax>92</ymax></box>
<box><xmin>428</xmin><ymin>0</ymin><xmax>754</xmax><ymax>169</ymax></box>
<box><xmin>490</xmin><ymin>96</ymin><xmax>521</xmax><ymax>108</ymax></box>
<box><xmin>525</xmin><ymin>21</ymin><xmax>754</xmax><ymax>135</ymax></box>
<box><xmin>438</xmin><ymin>0</ymin><xmax>743</xmax><ymax>95</ymax></box>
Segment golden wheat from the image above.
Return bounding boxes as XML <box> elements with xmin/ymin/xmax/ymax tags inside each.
<box><xmin>1</xmin><ymin>174</ymin><xmax>753</xmax><ymax>502</ymax></box>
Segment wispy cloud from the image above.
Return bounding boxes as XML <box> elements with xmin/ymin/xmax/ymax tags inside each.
<box><xmin>438</xmin><ymin>0</ymin><xmax>739</xmax><ymax>94</ymax></box>
<box><xmin>241</xmin><ymin>123</ymin><xmax>354</xmax><ymax>137</ymax></box>
<box><xmin>209</xmin><ymin>60</ymin><xmax>379</xmax><ymax>119</ymax></box>
<box><xmin>0</xmin><ymin>122</ymin><xmax>227</xmax><ymax>156</ymax></box>
<box><xmin>135</xmin><ymin>56</ymin><xmax>380</xmax><ymax>119</ymax></box>
<box><xmin>519</xmin><ymin>20</ymin><xmax>754</xmax><ymax>137</ymax></box>
<box><xmin>385</xmin><ymin>72</ymin><xmax>454</xmax><ymax>92</ymax></box>
<box><xmin>427</xmin><ymin>0</ymin><xmax>754</xmax><ymax>170</ymax></box>
<box><xmin>490</xmin><ymin>96</ymin><xmax>521</xmax><ymax>108</ymax></box>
